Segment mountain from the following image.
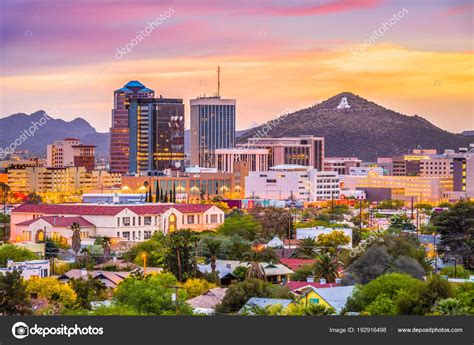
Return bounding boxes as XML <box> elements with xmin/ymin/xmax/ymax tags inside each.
<box><xmin>237</xmin><ymin>92</ymin><xmax>472</xmax><ymax>160</ymax></box>
<box><xmin>0</xmin><ymin>111</ymin><xmax>110</xmax><ymax>156</ymax></box>
<box><xmin>462</xmin><ymin>130</ymin><xmax>474</xmax><ymax>136</ymax></box>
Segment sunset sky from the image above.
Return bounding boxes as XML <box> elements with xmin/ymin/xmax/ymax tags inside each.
<box><xmin>0</xmin><ymin>0</ymin><xmax>472</xmax><ymax>133</ymax></box>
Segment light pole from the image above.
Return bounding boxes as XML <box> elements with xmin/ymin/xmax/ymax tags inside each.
<box><xmin>141</xmin><ymin>252</ymin><xmax>147</xmax><ymax>276</ymax></box>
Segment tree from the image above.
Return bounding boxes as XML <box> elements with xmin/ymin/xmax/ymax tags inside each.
<box><xmin>26</xmin><ymin>277</ymin><xmax>76</xmax><ymax>307</ymax></box>
<box><xmin>316</xmin><ymin>230</ymin><xmax>350</xmax><ymax>254</ymax></box>
<box><xmin>249</xmin><ymin>206</ymin><xmax>293</xmax><ymax>240</ymax></box>
<box><xmin>290</xmin><ymin>264</ymin><xmax>314</xmax><ymax>282</ymax></box>
<box><xmin>345</xmin><ymin>273</ymin><xmax>422</xmax><ymax>314</ymax></box>
<box><xmin>225</xmin><ymin>235</ymin><xmax>252</xmax><ymax>261</ymax></box>
<box><xmin>124</xmin><ymin>232</ymin><xmax>166</xmax><ymax>267</ymax></box>
<box><xmin>395</xmin><ymin>275</ymin><xmax>453</xmax><ymax>315</ymax></box>
<box><xmin>215</xmin><ymin>278</ymin><xmax>274</xmax><ymax>314</ymax></box>
<box><xmin>25</xmin><ymin>192</ymin><xmax>42</xmax><ymax>204</ymax></box>
<box><xmin>155</xmin><ymin>182</ymin><xmax>160</xmax><ymax>203</ymax></box>
<box><xmin>71</xmin><ymin>222</ymin><xmax>82</xmax><ymax>255</ymax></box>
<box><xmin>162</xmin><ymin>230</ymin><xmax>199</xmax><ymax>282</ymax></box>
<box><xmin>182</xmin><ymin>278</ymin><xmax>216</xmax><ymax>299</ymax></box>
<box><xmin>434</xmin><ymin>298</ymin><xmax>469</xmax><ymax>315</ymax></box>
<box><xmin>377</xmin><ymin>200</ymin><xmax>404</xmax><ymax>210</ymax></box>
<box><xmin>344</xmin><ymin>246</ymin><xmax>393</xmax><ymax>285</ymax></box>
<box><xmin>101</xmin><ymin>236</ymin><xmax>112</xmax><ymax>258</ymax></box>
<box><xmin>68</xmin><ymin>276</ymin><xmax>107</xmax><ymax>310</ymax></box>
<box><xmin>217</xmin><ymin>214</ymin><xmax>262</xmax><ymax>241</ymax></box>
<box><xmin>294</xmin><ymin>237</ymin><xmax>318</xmax><ymax>259</ymax></box>
<box><xmin>203</xmin><ymin>238</ymin><xmax>222</xmax><ymax>274</ymax></box>
<box><xmin>431</xmin><ymin>201</ymin><xmax>474</xmax><ymax>269</ymax></box>
<box><xmin>114</xmin><ymin>273</ymin><xmax>192</xmax><ymax>315</ymax></box>
<box><xmin>0</xmin><ymin>270</ymin><xmax>32</xmax><ymax>315</ymax></box>
<box><xmin>0</xmin><ymin>244</ymin><xmax>38</xmax><ymax>267</ymax></box>
<box><xmin>243</xmin><ymin>250</ymin><xmax>266</xmax><ymax>281</ymax></box>
<box><xmin>313</xmin><ymin>253</ymin><xmax>341</xmax><ymax>283</ymax></box>
<box><xmin>388</xmin><ymin>256</ymin><xmax>425</xmax><ymax>280</ymax></box>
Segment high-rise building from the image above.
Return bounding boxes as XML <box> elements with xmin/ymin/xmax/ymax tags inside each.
<box><xmin>110</xmin><ymin>81</ymin><xmax>154</xmax><ymax>173</ymax></box>
<box><xmin>190</xmin><ymin>96</ymin><xmax>236</xmax><ymax>168</ymax></box>
<box><xmin>128</xmin><ymin>97</ymin><xmax>184</xmax><ymax>174</ymax></box>
<box><xmin>110</xmin><ymin>81</ymin><xmax>184</xmax><ymax>175</ymax></box>
<box><xmin>47</xmin><ymin>138</ymin><xmax>96</xmax><ymax>171</ymax></box>
<box><xmin>238</xmin><ymin>136</ymin><xmax>325</xmax><ymax>171</ymax></box>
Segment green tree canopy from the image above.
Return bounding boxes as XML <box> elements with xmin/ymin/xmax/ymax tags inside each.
<box><xmin>0</xmin><ymin>244</ymin><xmax>38</xmax><ymax>267</ymax></box>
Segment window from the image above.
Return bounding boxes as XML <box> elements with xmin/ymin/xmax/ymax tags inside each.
<box><xmin>144</xmin><ymin>216</ymin><xmax>152</xmax><ymax>225</ymax></box>
<box><xmin>122</xmin><ymin>231</ymin><xmax>130</xmax><ymax>240</ymax></box>
<box><xmin>210</xmin><ymin>214</ymin><xmax>218</xmax><ymax>223</ymax></box>
<box><xmin>144</xmin><ymin>231</ymin><xmax>152</xmax><ymax>240</ymax></box>
<box><xmin>138</xmin><ymin>217</ymin><xmax>141</xmax><ymax>226</ymax></box>
<box><xmin>187</xmin><ymin>215</ymin><xmax>195</xmax><ymax>224</ymax></box>
<box><xmin>117</xmin><ymin>218</ymin><xmax>120</xmax><ymax>227</ymax></box>
<box><xmin>122</xmin><ymin>217</ymin><xmax>130</xmax><ymax>226</ymax></box>
<box><xmin>132</xmin><ymin>217</ymin><xmax>136</xmax><ymax>226</ymax></box>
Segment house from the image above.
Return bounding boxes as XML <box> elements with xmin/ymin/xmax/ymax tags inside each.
<box><xmin>266</xmin><ymin>236</ymin><xmax>284</xmax><ymax>248</ymax></box>
<box><xmin>187</xmin><ymin>287</ymin><xmax>228</xmax><ymax>315</ymax></box>
<box><xmin>57</xmin><ymin>269</ymin><xmax>132</xmax><ymax>289</ymax></box>
<box><xmin>295</xmin><ymin>286</ymin><xmax>355</xmax><ymax>314</ymax></box>
<box><xmin>197</xmin><ymin>260</ymin><xmax>294</xmax><ymax>285</ymax></box>
<box><xmin>94</xmin><ymin>259</ymin><xmax>140</xmax><ymax>271</ymax></box>
<box><xmin>239</xmin><ymin>297</ymin><xmax>295</xmax><ymax>315</ymax></box>
<box><xmin>0</xmin><ymin>259</ymin><xmax>50</xmax><ymax>280</ymax></box>
<box><xmin>280</xmin><ymin>258</ymin><xmax>316</xmax><ymax>271</ymax></box>
<box><xmin>285</xmin><ymin>280</ymin><xmax>340</xmax><ymax>293</ymax></box>
<box><xmin>10</xmin><ymin>203</ymin><xmax>225</xmax><ymax>244</ymax></box>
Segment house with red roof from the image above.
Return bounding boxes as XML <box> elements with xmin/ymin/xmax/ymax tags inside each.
<box><xmin>279</xmin><ymin>258</ymin><xmax>316</xmax><ymax>271</ymax></box>
<box><xmin>10</xmin><ymin>203</ymin><xmax>225</xmax><ymax>244</ymax></box>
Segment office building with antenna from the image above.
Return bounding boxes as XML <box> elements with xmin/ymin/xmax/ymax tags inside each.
<box><xmin>190</xmin><ymin>67</ymin><xmax>236</xmax><ymax>168</ymax></box>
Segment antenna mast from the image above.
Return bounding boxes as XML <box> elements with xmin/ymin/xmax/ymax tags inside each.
<box><xmin>217</xmin><ymin>66</ymin><xmax>221</xmax><ymax>97</ymax></box>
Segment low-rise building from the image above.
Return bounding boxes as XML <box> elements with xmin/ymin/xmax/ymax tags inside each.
<box><xmin>215</xmin><ymin>148</ymin><xmax>269</xmax><ymax>173</ymax></box>
<box><xmin>187</xmin><ymin>287</ymin><xmax>228</xmax><ymax>315</ymax></box>
<box><xmin>10</xmin><ymin>203</ymin><xmax>225</xmax><ymax>243</ymax></box>
<box><xmin>0</xmin><ymin>259</ymin><xmax>50</xmax><ymax>280</ymax></box>
<box><xmin>324</xmin><ymin>157</ymin><xmax>361</xmax><ymax>175</ymax></box>
<box><xmin>245</xmin><ymin>165</ymin><xmax>340</xmax><ymax>202</ymax></box>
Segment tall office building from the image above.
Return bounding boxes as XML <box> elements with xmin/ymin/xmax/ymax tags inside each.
<box><xmin>110</xmin><ymin>81</ymin><xmax>154</xmax><ymax>173</ymax></box>
<box><xmin>128</xmin><ymin>97</ymin><xmax>184</xmax><ymax>174</ymax></box>
<box><xmin>110</xmin><ymin>81</ymin><xmax>184</xmax><ymax>175</ymax></box>
<box><xmin>47</xmin><ymin>138</ymin><xmax>96</xmax><ymax>171</ymax></box>
<box><xmin>190</xmin><ymin>96</ymin><xmax>236</xmax><ymax>168</ymax></box>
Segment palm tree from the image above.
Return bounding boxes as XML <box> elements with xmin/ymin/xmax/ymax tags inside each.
<box><xmin>243</xmin><ymin>249</ymin><xmax>265</xmax><ymax>281</ymax></box>
<box><xmin>312</xmin><ymin>253</ymin><xmax>342</xmax><ymax>283</ymax></box>
<box><xmin>203</xmin><ymin>238</ymin><xmax>222</xmax><ymax>273</ymax></box>
<box><xmin>294</xmin><ymin>237</ymin><xmax>318</xmax><ymax>258</ymax></box>
<box><xmin>71</xmin><ymin>222</ymin><xmax>82</xmax><ymax>255</ymax></box>
<box><xmin>0</xmin><ymin>182</ymin><xmax>10</xmax><ymax>241</ymax></box>
<box><xmin>102</xmin><ymin>236</ymin><xmax>111</xmax><ymax>258</ymax></box>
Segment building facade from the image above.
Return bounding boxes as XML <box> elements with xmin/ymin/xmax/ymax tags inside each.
<box><xmin>110</xmin><ymin>81</ymin><xmax>154</xmax><ymax>173</ymax></box>
<box><xmin>245</xmin><ymin>165</ymin><xmax>340</xmax><ymax>202</ymax></box>
<box><xmin>238</xmin><ymin>136</ymin><xmax>324</xmax><ymax>171</ymax></box>
<box><xmin>190</xmin><ymin>97</ymin><xmax>236</xmax><ymax>168</ymax></box>
<box><xmin>343</xmin><ymin>174</ymin><xmax>453</xmax><ymax>202</ymax></box>
<box><xmin>324</xmin><ymin>157</ymin><xmax>361</xmax><ymax>175</ymax></box>
<box><xmin>128</xmin><ymin>97</ymin><xmax>185</xmax><ymax>174</ymax></box>
<box><xmin>10</xmin><ymin>204</ymin><xmax>225</xmax><ymax>243</ymax></box>
<box><xmin>215</xmin><ymin>148</ymin><xmax>268</xmax><ymax>173</ymax></box>
<box><xmin>47</xmin><ymin>138</ymin><xmax>96</xmax><ymax>171</ymax></box>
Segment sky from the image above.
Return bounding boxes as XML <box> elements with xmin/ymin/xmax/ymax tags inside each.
<box><xmin>0</xmin><ymin>0</ymin><xmax>473</xmax><ymax>133</ymax></box>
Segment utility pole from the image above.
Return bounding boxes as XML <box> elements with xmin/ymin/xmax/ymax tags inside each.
<box><xmin>217</xmin><ymin>66</ymin><xmax>221</xmax><ymax>97</ymax></box>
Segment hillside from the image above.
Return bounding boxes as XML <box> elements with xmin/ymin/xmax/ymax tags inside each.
<box><xmin>0</xmin><ymin>111</ymin><xmax>110</xmax><ymax>156</ymax></box>
<box><xmin>237</xmin><ymin>92</ymin><xmax>472</xmax><ymax>160</ymax></box>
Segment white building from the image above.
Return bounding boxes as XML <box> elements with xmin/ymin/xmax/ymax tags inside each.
<box><xmin>245</xmin><ymin>165</ymin><xmax>340</xmax><ymax>202</ymax></box>
<box><xmin>215</xmin><ymin>148</ymin><xmax>269</xmax><ymax>173</ymax></box>
<box><xmin>10</xmin><ymin>203</ymin><xmax>225</xmax><ymax>243</ymax></box>
<box><xmin>0</xmin><ymin>259</ymin><xmax>50</xmax><ymax>280</ymax></box>
<box><xmin>340</xmin><ymin>189</ymin><xmax>366</xmax><ymax>200</ymax></box>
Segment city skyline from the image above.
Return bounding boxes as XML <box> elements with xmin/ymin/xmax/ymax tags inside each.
<box><xmin>1</xmin><ymin>0</ymin><xmax>472</xmax><ymax>133</ymax></box>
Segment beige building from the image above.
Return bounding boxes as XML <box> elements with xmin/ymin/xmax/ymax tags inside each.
<box><xmin>47</xmin><ymin>138</ymin><xmax>96</xmax><ymax>171</ymax></box>
<box><xmin>343</xmin><ymin>174</ymin><xmax>453</xmax><ymax>202</ymax></box>
<box><xmin>7</xmin><ymin>166</ymin><xmax>121</xmax><ymax>195</ymax></box>
<box><xmin>420</xmin><ymin>158</ymin><xmax>453</xmax><ymax>177</ymax></box>
<box><xmin>215</xmin><ymin>148</ymin><xmax>268</xmax><ymax>173</ymax></box>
